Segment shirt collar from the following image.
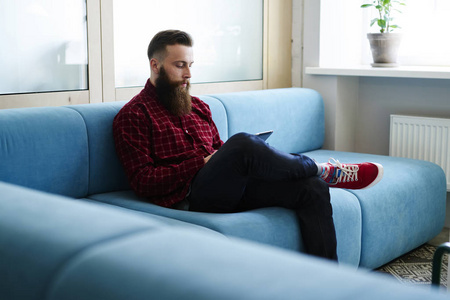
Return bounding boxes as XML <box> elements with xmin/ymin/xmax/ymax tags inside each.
<box><xmin>144</xmin><ymin>78</ymin><xmax>158</xmax><ymax>98</ymax></box>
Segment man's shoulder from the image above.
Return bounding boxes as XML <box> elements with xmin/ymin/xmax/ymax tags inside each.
<box><xmin>114</xmin><ymin>94</ymin><xmax>150</xmax><ymax>125</ymax></box>
<box><xmin>121</xmin><ymin>88</ymin><xmax>157</xmax><ymax>112</ymax></box>
<box><xmin>191</xmin><ymin>96</ymin><xmax>211</xmax><ymax>111</ymax></box>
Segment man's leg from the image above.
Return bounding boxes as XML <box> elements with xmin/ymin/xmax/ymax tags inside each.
<box><xmin>188</xmin><ymin>132</ymin><xmax>318</xmax><ymax>213</ymax></box>
<box><xmin>188</xmin><ymin>132</ymin><xmax>337</xmax><ymax>259</ymax></box>
<box><xmin>238</xmin><ymin>176</ymin><xmax>337</xmax><ymax>260</ymax></box>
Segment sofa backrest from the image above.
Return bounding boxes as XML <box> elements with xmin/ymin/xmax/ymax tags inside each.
<box><xmin>67</xmin><ymin>97</ymin><xmax>227</xmax><ymax>196</ymax></box>
<box><xmin>0</xmin><ymin>88</ymin><xmax>324</xmax><ymax>198</ymax></box>
<box><xmin>0</xmin><ymin>181</ymin><xmax>167</xmax><ymax>300</ymax></box>
<box><xmin>210</xmin><ymin>88</ymin><xmax>324</xmax><ymax>154</ymax></box>
<box><xmin>198</xmin><ymin>95</ymin><xmax>229</xmax><ymax>140</ymax></box>
<box><xmin>0</xmin><ymin>97</ymin><xmax>228</xmax><ymax>198</ymax></box>
<box><xmin>68</xmin><ymin>97</ymin><xmax>228</xmax><ymax>196</ymax></box>
<box><xmin>0</xmin><ymin>106</ymin><xmax>89</xmax><ymax>198</ymax></box>
<box><xmin>66</xmin><ymin>102</ymin><xmax>131</xmax><ymax>195</ymax></box>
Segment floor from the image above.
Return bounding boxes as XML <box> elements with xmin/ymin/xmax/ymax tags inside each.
<box><xmin>429</xmin><ymin>227</ymin><xmax>450</xmax><ymax>247</ymax></box>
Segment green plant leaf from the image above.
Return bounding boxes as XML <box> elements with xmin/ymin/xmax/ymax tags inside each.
<box><xmin>370</xmin><ymin>18</ymin><xmax>378</xmax><ymax>27</ymax></box>
<box><xmin>361</xmin><ymin>0</ymin><xmax>405</xmax><ymax>32</ymax></box>
<box><xmin>378</xmin><ymin>19</ymin><xmax>386</xmax><ymax>28</ymax></box>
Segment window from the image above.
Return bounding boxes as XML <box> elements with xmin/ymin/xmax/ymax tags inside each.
<box><xmin>320</xmin><ymin>0</ymin><xmax>450</xmax><ymax>67</ymax></box>
<box><xmin>0</xmin><ymin>0</ymin><xmax>88</xmax><ymax>95</ymax></box>
<box><xmin>395</xmin><ymin>0</ymin><xmax>450</xmax><ymax>66</ymax></box>
<box><xmin>113</xmin><ymin>0</ymin><xmax>264</xmax><ymax>88</ymax></box>
<box><xmin>1</xmin><ymin>0</ymin><xmax>284</xmax><ymax>108</ymax></box>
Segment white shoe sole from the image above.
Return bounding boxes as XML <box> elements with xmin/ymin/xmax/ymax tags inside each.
<box><xmin>362</xmin><ymin>162</ymin><xmax>384</xmax><ymax>189</ymax></box>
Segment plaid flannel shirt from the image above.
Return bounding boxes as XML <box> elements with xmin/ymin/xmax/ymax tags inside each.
<box><xmin>113</xmin><ymin>79</ymin><xmax>223</xmax><ymax>207</ymax></box>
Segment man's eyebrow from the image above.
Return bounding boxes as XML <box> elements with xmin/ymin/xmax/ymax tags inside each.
<box><xmin>174</xmin><ymin>60</ymin><xmax>194</xmax><ymax>65</ymax></box>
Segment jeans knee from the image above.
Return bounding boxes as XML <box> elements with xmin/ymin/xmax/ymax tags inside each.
<box><xmin>301</xmin><ymin>176</ymin><xmax>331</xmax><ymax>204</ymax></box>
<box><xmin>228</xmin><ymin>132</ymin><xmax>253</xmax><ymax>143</ymax></box>
<box><xmin>226</xmin><ymin>132</ymin><xmax>265</xmax><ymax>155</ymax></box>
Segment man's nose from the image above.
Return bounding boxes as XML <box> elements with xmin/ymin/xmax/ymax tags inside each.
<box><xmin>184</xmin><ymin>66</ymin><xmax>191</xmax><ymax>79</ymax></box>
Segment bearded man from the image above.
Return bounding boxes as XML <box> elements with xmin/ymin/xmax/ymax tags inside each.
<box><xmin>113</xmin><ymin>30</ymin><xmax>383</xmax><ymax>260</ymax></box>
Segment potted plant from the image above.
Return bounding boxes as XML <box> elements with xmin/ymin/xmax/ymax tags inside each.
<box><xmin>361</xmin><ymin>0</ymin><xmax>406</xmax><ymax>67</ymax></box>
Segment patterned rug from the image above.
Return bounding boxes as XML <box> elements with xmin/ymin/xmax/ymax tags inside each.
<box><xmin>376</xmin><ymin>244</ymin><xmax>448</xmax><ymax>288</ymax></box>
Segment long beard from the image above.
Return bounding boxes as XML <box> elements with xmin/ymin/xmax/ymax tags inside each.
<box><xmin>155</xmin><ymin>67</ymin><xmax>192</xmax><ymax>116</ymax></box>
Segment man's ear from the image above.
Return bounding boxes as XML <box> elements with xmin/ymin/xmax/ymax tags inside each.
<box><xmin>150</xmin><ymin>58</ymin><xmax>160</xmax><ymax>75</ymax></box>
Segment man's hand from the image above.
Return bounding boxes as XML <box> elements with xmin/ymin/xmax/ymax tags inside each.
<box><xmin>204</xmin><ymin>150</ymin><xmax>217</xmax><ymax>164</ymax></box>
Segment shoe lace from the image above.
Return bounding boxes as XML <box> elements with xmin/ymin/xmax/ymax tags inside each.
<box><xmin>329</xmin><ymin>158</ymin><xmax>359</xmax><ymax>183</ymax></box>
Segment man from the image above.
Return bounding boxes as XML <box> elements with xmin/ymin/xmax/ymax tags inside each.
<box><xmin>113</xmin><ymin>30</ymin><xmax>383</xmax><ymax>260</ymax></box>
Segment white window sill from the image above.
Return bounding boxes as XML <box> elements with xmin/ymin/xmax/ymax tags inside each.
<box><xmin>305</xmin><ymin>66</ymin><xmax>450</xmax><ymax>80</ymax></box>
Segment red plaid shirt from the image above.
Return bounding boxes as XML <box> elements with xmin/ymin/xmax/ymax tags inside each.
<box><xmin>113</xmin><ymin>79</ymin><xmax>223</xmax><ymax>207</ymax></box>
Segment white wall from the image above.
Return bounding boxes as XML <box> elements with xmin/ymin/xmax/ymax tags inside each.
<box><xmin>295</xmin><ymin>0</ymin><xmax>450</xmax><ymax>227</ymax></box>
<box><xmin>291</xmin><ymin>0</ymin><xmax>303</xmax><ymax>87</ymax></box>
<box><xmin>296</xmin><ymin>0</ymin><xmax>450</xmax><ymax>154</ymax></box>
<box><xmin>356</xmin><ymin>77</ymin><xmax>450</xmax><ymax>155</ymax></box>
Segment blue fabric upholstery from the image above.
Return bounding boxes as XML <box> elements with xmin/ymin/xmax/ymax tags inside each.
<box><xmin>1</xmin><ymin>181</ymin><xmax>448</xmax><ymax>300</ymax></box>
<box><xmin>198</xmin><ymin>95</ymin><xmax>229</xmax><ymax>140</ymax></box>
<box><xmin>0</xmin><ymin>87</ymin><xmax>446</xmax><ymax>270</ymax></box>
<box><xmin>0</xmin><ymin>107</ymin><xmax>89</xmax><ymax>197</ymax></box>
<box><xmin>210</xmin><ymin>88</ymin><xmax>324</xmax><ymax>153</ymax></box>
<box><xmin>0</xmin><ymin>181</ymin><xmax>161</xmax><ymax>300</ymax></box>
<box><xmin>87</xmin><ymin>190</ymin><xmax>304</xmax><ymax>252</ymax></box>
<box><xmin>304</xmin><ymin>150</ymin><xmax>447</xmax><ymax>269</ymax></box>
<box><xmin>67</xmin><ymin>102</ymin><xmax>130</xmax><ymax>195</ymax></box>
<box><xmin>329</xmin><ymin>188</ymin><xmax>362</xmax><ymax>267</ymax></box>
<box><xmin>0</xmin><ymin>181</ymin><xmax>219</xmax><ymax>300</ymax></box>
<box><xmin>66</xmin><ymin>96</ymin><xmax>226</xmax><ymax>195</ymax></box>
<box><xmin>87</xmin><ymin>188</ymin><xmax>362</xmax><ymax>267</ymax></box>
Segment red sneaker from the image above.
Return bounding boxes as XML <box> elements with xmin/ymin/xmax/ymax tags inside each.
<box><xmin>320</xmin><ymin>158</ymin><xmax>384</xmax><ymax>189</ymax></box>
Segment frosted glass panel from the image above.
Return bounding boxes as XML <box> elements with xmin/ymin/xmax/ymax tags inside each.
<box><xmin>0</xmin><ymin>1</ymin><xmax>88</xmax><ymax>95</ymax></box>
<box><xmin>114</xmin><ymin>0</ymin><xmax>263</xmax><ymax>88</ymax></box>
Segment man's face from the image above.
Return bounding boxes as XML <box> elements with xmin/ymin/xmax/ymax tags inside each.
<box><xmin>158</xmin><ymin>44</ymin><xmax>194</xmax><ymax>88</ymax></box>
<box><xmin>153</xmin><ymin>44</ymin><xmax>194</xmax><ymax>116</ymax></box>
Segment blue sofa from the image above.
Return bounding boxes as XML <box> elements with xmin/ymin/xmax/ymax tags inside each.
<box><xmin>2</xmin><ymin>181</ymin><xmax>449</xmax><ymax>299</ymax></box>
<box><xmin>0</xmin><ymin>88</ymin><xmax>446</xmax><ymax>270</ymax></box>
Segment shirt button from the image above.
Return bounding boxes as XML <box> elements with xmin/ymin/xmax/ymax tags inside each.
<box><xmin>186</xmin><ymin>130</ymin><xmax>189</xmax><ymax>133</ymax></box>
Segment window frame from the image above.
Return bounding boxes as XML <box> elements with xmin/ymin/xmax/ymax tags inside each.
<box><xmin>101</xmin><ymin>0</ymin><xmax>269</xmax><ymax>102</ymax></box>
<box><xmin>0</xmin><ymin>0</ymin><xmax>293</xmax><ymax>108</ymax></box>
<box><xmin>0</xmin><ymin>0</ymin><xmax>103</xmax><ymax>109</ymax></box>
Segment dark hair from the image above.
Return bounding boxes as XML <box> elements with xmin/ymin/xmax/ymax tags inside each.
<box><xmin>147</xmin><ymin>30</ymin><xmax>193</xmax><ymax>61</ymax></box>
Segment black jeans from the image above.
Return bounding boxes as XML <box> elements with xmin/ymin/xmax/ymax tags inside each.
<box><xmin>188</xmin><ymin>132</ymin><xmax>337</xmax><ymax>260</ymax></box>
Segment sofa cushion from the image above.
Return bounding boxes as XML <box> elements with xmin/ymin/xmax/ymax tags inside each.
<box><xmin>211</xmin><ymin>88</ymin><xmax>325</xmax><ymax>153</ymax></box>
<box><xmin>0</xmin><ymin>107</ymin><xmax>89</xmax><ymax>197</ymax></box>
<box><xmin>329</xmin><ymin>188</ymin><xmax>362</xmax><ymax>267</ymax></box>
<box><xmin>2</xmin><ymin>182</ymin><xmax>446</xmax><ymax>300</ymax></box>
<box><xmin>303</xmin><ymin>150</ymin><xmax>447</xmax><ymax>269</ymax></box>
<box><xmin>0</xmin><ymin>181</ymin><xmax>167</xmax><ymax>300</ymax></box>
<box><xmin>67</xmin><ymin>102</ymin><xmax>130</xmax><ymax>195</ymax></box>
<box><xmin>198</xmin><ymin>95</ymin><xmax>228</xmax><ymax>140</ymax></box>
<box><xmin>46</xmin><ymin>226</ymin><xmax>448</xmax><ymax>300</ymax></box>
<box><xmin>87</xmin><ymin>187</ymin><xmax>362</xmax><ymax>267</ymax></box>
<box><xmin>88</xmin><ymin>190</ymin><xmax>303</xmax><ymax>250</ymax></box>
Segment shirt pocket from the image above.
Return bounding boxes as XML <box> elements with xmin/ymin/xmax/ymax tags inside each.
<box><xmin>185</xmin><ymin>115</ymin><xmax>215</xmax><ymax>151</ymax></box>
<box><xmin>152</xmin><ymin>122</ymin><xmax>192</xmax><ymax>161</ymax></box>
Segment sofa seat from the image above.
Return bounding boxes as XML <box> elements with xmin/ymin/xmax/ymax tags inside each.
<box><xmin>2</xmin><ymin>181</ymin><xmax>449</xmax><ymax>300</ymax></box>
<box><xmin>304</xmin><ymin>149</ymin><xmax>447</xmax><ymax>269</ymax></box>
<box><xmin>87</xmin><ymin>187</ymin><xmax>362</xmax><ymax>266</ymax></box>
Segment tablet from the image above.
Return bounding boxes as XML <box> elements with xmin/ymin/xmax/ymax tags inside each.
<box><xmin>255</xmin><ymin>130</ymin><xmax>273</xmax><ymax>141</ymax></box>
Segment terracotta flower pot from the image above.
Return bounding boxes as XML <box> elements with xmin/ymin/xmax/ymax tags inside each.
<box><xmin>367</xmin><ymin>33</ymin><xmax>402</xmax><ymax>67</ymax></box>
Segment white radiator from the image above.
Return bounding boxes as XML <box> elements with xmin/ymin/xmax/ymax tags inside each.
<box><xmin>389</xmin><ymin>115</ymin><xmax>450</xmax><ymax>191</ymax></box>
